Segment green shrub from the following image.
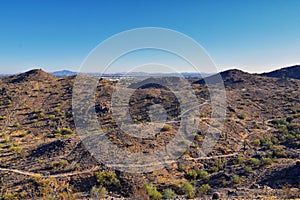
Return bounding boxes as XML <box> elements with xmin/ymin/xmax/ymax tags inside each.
<box><xmin>162</xmin><ymin>188</ymin><xmax>176</xmax><ymax>199</ymax></box>
<box><xmin>260</xmin><ymin>138</ymin><xmax>273</xmax><ymax>149</ymax></box>
<box><xmin>211</xmin><ymin>166</ymin><xmax>219</xmax><ymax>173</ymax></box>
<box><xmin>0</xmin><ymin>116</ymin><xmax>7</xmax><ymax>120</ymax></box>
<box><xmin>270</xmin><ymin>145</ymin><xmax>286</xmax><ymax>158</ymax></box>
<box><xmin>9</xmin><ymin>145</ymin><xmax>22</xmax><ymax>153</ymax></box>
<box><xmin>182</xmin><ymin>181</ymin><xmax>194</xmax><ymax>199</ymax></box>
<box><xmin>197</xmin><ymin>169</ymin><xmax>209</xmax><ymax>181</ymax></box>
<box><xmin>214</xmin><ymin>158</ymin><xmax>223</xmax><ymax>169</ymax></box>
<box><xmin>12</xmin><ymin>123</ymin><xmax>20</xmax><ymax>127</ymax></box>
<box><xmin>50</xmin><ymin>159</ymin><xmax>69</xmax><ymax>169</ymax></box>
<box><xmin>232</xmin><ymin>174</ymin><xmax>241</xmax><ymax>184</ymax></box>
<box><xmin>145</xmin><ymin>183</ymin><xmax>162</xmax><ymax>200</ymax></box>
<box><xmin>197</xmin><ymin>184</ymin><xmax>211</xmax><ymax>196</ymax></box>
<box><xmin>249</xmin><ymin>158</ymin><xmax>260</xmax><ymax>166</ymax></box>
<box><xmin>1</xmin><ymin>192</ymin><xmax>17</xmax><ymax>200</ymax></box>
<box><xmin>49</xmin><ymin>114</ymin><xmax>56</xmax><ymax>120</ymax></box>
<box><xmin>162</xmin><ymin>124</ymin><xmax>172</xmax><ymax>132</ymax></box>
<box><xmin>38</xmin><ymin>112</ymin><xmax>45</xmax><ymax>118</ymax></box>
<box><xmin>234</xmin><ymin>155</ymin><xmax>245</xmax><ymax>165</ymax></box>
<box><xmin>187</xmin><ymin>169</ymin><xmax>198</xmax><ymax>180</ymax></box>
<box><xmin>271</xmin><ymin>137</ymin><xmax>279</xmax><ymax>144</ymax></box>
<box><xmin>244</xmin><ymin>166</ymin><xmax>253</xmax><ymax>173</ymax></box>
<box><xmin>252</xmin><ymin>139</ymin><xmax>261</xmax><ymax>146</ymax></box>
<box><xmin>95</xmin><ymin>170</ymin><xmax>119</xmax><ymax>186</ymax></box>
<box><xmin>261</xmin><ymin>157</ymin><xmax>273</xmax><ymax>166</ymax></box>
<box><xmin>61</xmin><ymin>128</ymin><xmax>73</xmax><ymax>135</ymax></box>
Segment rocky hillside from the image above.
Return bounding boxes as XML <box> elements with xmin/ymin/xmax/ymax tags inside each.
<box><xmin>0</xmin><ymin>67</ymin><xmax>299</xmax><ymax>199</ymax></box>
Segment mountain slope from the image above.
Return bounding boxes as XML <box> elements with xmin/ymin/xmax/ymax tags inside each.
<box><xmin>261</xmin><ymin>65</ymin><xmax>300</xmax><ymax>80</ymax></box>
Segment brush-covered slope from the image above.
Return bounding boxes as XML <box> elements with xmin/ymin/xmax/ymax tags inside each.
<box><xmin>0</xmin><ymin>68</ymin><xmax>299</xmax><ymax>199</ymax></box>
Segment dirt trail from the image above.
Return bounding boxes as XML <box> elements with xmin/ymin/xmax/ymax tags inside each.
<box><xmin>0</xmin><ymin>166</ymin><xmax>100</xmax><ymax>178</ymax></box>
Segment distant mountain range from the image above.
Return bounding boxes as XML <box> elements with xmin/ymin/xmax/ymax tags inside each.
<box><xmin>50</xmin><ymin>70</ymin><xmax>78</xmax><ymax>77</ymax></box>
<box><xmin>1</xmin><ymin>65</ymin><xmax>299</xmax><ymax>80</ymax></box>
<box><xmin>49</xmin><ymin>70</ymin><xmax>212</xmax><ymax>78</ymax></box>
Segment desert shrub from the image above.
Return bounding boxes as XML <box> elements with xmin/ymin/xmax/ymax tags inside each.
<box><xmin>244</xmin><ymin>166</ymin><xmax>253</xmax><ymax>173</ymax></box>
<box><xmin>271</xmin><ymin>145</ymin><xmax>287</xmax><ymax>158</ymax></box>
<box><xmin>249</xmin><ymin>158</ymin><xmax>260</xmax><ymax>166</ymax></box>
<box><xmin>162</xmin><ymin>188</ymin><xmax>176</xmax><ymax>199</ymax></box>
<box><xmin>49</xmin><ymin>114</ymin><xmax>56</xmax><ymax>120</ymax></box>
<box><xmin>1</xmin><ymin>192</ymin><xmax>17</xmax><ymax>200</ymax></box>
<box><xmin>211</xmin><ymin>166</ymin><xmax>219</xmax><ymax>173</ymax></box>
<box><xmin>234</xmin><ymin>155</ymin><xmax>245</xmax><ymax>165</ymax></box>
<box><xmin>50</xmin><ymin>161</ymin><xmax>59</xmax><ymax>169</ymax></box>
<box><xmin>252</xmin><ymin>139</ymin><xmax>261</xmax><ymax>146</ymax></box>
<box><xmin>260</xmin><ymin>138</ymin><xmax>273</xmax><ymax>149</ymax></box>
<box><xmin>30</xmin><ymin>176</ymin><xmax>75</xmax><ymax>199</ymax></box>
<box><xmin>90</xmin><ymin>186</ymin><xmax>107</xmax><ymax>199</ymax></box>
<box><xmin>231</xmin><ymin>175</ymin><xmax>241</xmax><ymax>184</ymax></box>
<box><xmin>50</xmin><ymin>159</ymin><xmax>68</xmax><ymax>169</ymax></box>
<box><xmin>38</xmin><ymin>112</ymin><xmax>45</xmax><ymax>118</ymax></box>
<box><xmin>55</xmin><ymin>128</ymin><xmax>73</xmax><ymax>136</ymax></box>
<box><xmin>0</xmin><ymin>116</ymin><xmax>7</xmax><ymax>120</ymax></box>
<box><xmin>187</xmin><ymin>169</ymin><xmax>198</xmax><ymax>180</ymax></box>
<box><xmin>271</xmin><ymin>119</ymin><xmax>287</xmax><ymax>126</ymax></box>
<box><xmin>59</xmin><ymin>159</ymin><xmax>69</xmax><ymax>167</ymax></box>
<box><xmin>12</xmin><ymin>130</ymin><xmax>27</xmax><ymax>137</ymax></box>
<box><xmin>145</xmin><ymin>183</ymin><xmax>162</xmax><ymax>200</ymax></box>
<box><xmin>61</xmin><ymin>128</ymin><xmax>73</xmax><ymax>135</ymax></box>
<box><xmin>261</xmin><ymin>157</ymin><xmax>273</xmax><ymax>166</ymax></box>
<box><xmin>271</xmin><ymin>137</ymin><xmax>279</xmax><ymax>144</ymax></box>
<box><xmin>95</xmin><ymin>170</ymin><xmax>119</xmax><ymax>186</ymax></box>
<box><xmin>214</xmin><ymin>158</ymin><xmax>223</xmax><ymax>169</ymax></box>
<box><xmin>182</xmin><ymin>181</ymin><xmax>194</xmax><ymax>199</ymax></box>
<box><xmin>179</xmin><ymin>164</ymin><xmax>188</xmax><ymax>172</ymax></box>
<box><xmin>253</xmin><ymin>122</ymin><xmax>262</xmax><ymax>129</ymax></box>
<box><xmin>197</xmin><ymin>169</ymin><xmax>209</xmax><ymax>181</ymax></box>
<box><xmin>197</xmin><ymin>184</ymin><xmax>211</xmax><ymax>196</ymax></box>
<box><xmin>9</xmin><ymin>142</ymin><xmax>22</xmax><ymax>153</ymax></box>
<box><xmin>237</xmin><ymin>114</ymin><xmax>246</xmax><ymax>120</ymax></box>
<box><xmin>162</xmin><ymin>124</ymin><xmax>172</xmax><ymax>132</ymax></box>
<box><xmin>12</xmin><ymin>123</ymin><xmax>20</xmax><ymax>127</ymax></box>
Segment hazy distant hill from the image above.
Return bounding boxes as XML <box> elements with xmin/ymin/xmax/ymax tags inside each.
<box><xmin>51</xmin><ymin>70</ymin><xmax>78</xmax><ymax>77</ymax></box>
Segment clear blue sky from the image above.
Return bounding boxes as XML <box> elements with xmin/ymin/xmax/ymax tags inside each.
<box><xmin>1</xmin><ymin>0</ymin><xmax>300</xmax><ymax>74</ymax></box>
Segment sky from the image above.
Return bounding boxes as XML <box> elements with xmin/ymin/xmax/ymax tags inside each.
<box><xmin>0</xmin><ymin>0</ymin><xmax>300</xmax><ymax>74</ymax></box>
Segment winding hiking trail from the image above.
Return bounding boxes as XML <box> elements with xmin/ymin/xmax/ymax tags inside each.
<box><xmin>0</xmin><ymin>166</ymin><xmax>100</xmax><ymax>178</ymax></box>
